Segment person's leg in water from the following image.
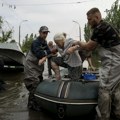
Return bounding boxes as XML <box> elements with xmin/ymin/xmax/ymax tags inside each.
<box><xmin>24</xmin><ymin>77</ymin><xmax>42</xmax><ymax>111</ymax></box>
<box><xmin>111</xmin><ymin>82</ymin><xmax>120</xmax><ymax>120</ymax></box>
<box><xmin>95</xmin><ymin>88</ymin><xmax>111</xmax><ymax>120</ymax></box>
<box><xmin>28</xmin><ymin>75</ymin><xmax>44</xmax><ymax>111</ymax></box>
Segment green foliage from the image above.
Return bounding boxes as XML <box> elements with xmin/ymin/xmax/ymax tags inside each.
<box><xmin>21</xmin><ymin>33</ymin><xmax>37</xmax><ymax>53</ymax></box>
<box><xmin>0</xmin><ymin>16</ymin><xmax>3</xmax><ymax>29</ymax></box>
<box><xmin>0</xmin><ymin>16</ymin><xmax>13</xmax><ymax>43</ymax></box>
<box><xmin>0</xmin><ymin>30</ymin><xmax>12</xmax><ymax>43</ymax></box>
<box><xmin>84</xmin><ymin>23</ymin><xmax>91</xmax><ymax>42</ymax></box>
<box><xmin>84</xmin><ymin>23</ymin><xmax>100</xmax><ymax>68</ymax></box>
<box><xmin>105</xmin><ymin>0</ymin><xmax>120</xmax><ymax>32</ymax></box>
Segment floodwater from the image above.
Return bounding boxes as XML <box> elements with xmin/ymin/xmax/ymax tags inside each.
<box><xmin>0</xmin><ymin>68</ymin><xmax>95</xmax><ymax>120</ymax></box>
<box><xmin>0</xmin><ymin>69</ymin><xmax>56</xmax><ymax>120</ymax></box>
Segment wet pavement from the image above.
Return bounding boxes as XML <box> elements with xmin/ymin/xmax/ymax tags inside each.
<box><xmin>0</xmin><ymin>69</ymin><xmax>95</xmax><ymax>120</ymax></box>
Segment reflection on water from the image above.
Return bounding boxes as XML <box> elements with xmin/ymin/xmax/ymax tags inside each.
<box><xmin>0</xmin><ymin>69</ymin><xmax>95</xmax><ymax>120</ymax></box>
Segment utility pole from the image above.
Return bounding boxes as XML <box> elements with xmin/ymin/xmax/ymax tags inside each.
<box><xmin>19</xmin><ymin>20</ymin><xmax>28</xmax><ymax>46</ymax></box>
<box><xmin>73</xmin><ymin>20</ymin><xmax>81</xmax><ymax>41</ymax></box>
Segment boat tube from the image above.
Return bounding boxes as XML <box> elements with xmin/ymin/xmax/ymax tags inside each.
<box><xmin>34</xmin><ymin>79</ymin><xmax>99</xmax><ymax>118</ymax></box>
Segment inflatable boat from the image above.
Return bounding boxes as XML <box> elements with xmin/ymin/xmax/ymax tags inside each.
<box><xmin>34</xmin><ymin>77</ymin><xmax>99</xmax><ymax>118</ymax></box>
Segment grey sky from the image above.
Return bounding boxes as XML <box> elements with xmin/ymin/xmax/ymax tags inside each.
<box><xmin>0</xmin><ymin>0</ymin><xmax>116</xmax><ymax>43</ymax></box>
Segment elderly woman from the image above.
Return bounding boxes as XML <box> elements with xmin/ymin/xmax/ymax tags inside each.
<box><xmin>51</xmin><ymin>33</ymin><xmax>82</xmax><ymax>81</ymax></box>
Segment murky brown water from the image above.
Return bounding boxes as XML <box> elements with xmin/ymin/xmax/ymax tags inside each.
<box><xmin>0</xmin><ymin>69</ymin><xmax>95</xmax><ymax>120</ymax></box>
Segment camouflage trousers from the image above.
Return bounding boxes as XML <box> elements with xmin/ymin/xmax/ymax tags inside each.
<box><xmin>96</xmin><ymin>82</ymin><xmax>120</xmax><ymax>120</ymax></box>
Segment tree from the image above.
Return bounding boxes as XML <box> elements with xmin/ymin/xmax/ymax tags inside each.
<box><xmin>0</xmin><ymin>16</ymin><xmax>13</xmax><ymax>43</ymax></box>
<box><xmin>84</xmin><ymin>23</ymin><xmax>92</xmax><ymax>42</ymax></box>
<box><xmin>21</xmin><ymin>33</ymin><xmax>37</xmax><ymax>53</ymax></box>
<box><xmin>0</xmin><ymin>16</ymin><xmax>3</xmax><ymax>30</ymax></box>
<box><xmin>105</xmin><ymin>0</ymin><xmax>120</xmax><ymax>33</ymax></box>
<box><xmin>84</xmin><ymin>24</ymin><xmax>100</xmax><ymax>68</ymax></box>
<box><xmin>0</xmin><ymin>30</ymin><xmax>12</xmax><ymax>43</ymax></box>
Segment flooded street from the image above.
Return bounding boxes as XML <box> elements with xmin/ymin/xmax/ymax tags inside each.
<box><xmin>0</xmin><ymin>69</ymin><xmax>55</xmax><ymax>120</ymax></box>
<box><xmin>0</xmin><ymin>69</ymin><xmax>95</xmax><ymax>120</ymax></box>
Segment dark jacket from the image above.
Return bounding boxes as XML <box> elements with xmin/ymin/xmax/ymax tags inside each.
<box><xmin>31</xmin><ymin>36</ymin><xmax>51</xmax><ymax>59</ymax></box>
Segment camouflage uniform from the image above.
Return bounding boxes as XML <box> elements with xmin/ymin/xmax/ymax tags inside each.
<box><xmin>91</xmin><ymin>20</ymin><xmax>120</xmax><ymax>120</ymax></box>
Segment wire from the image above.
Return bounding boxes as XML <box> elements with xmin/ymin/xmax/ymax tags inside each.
<box><xmin>15</xmin><ymin>1</ymin><xmax>88</xmax><ymax>6</ymax></box>
<box><xmin>1</xmin><ymin>0</ymin><xmax>95</xmax><ymax>7</ymax></box>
